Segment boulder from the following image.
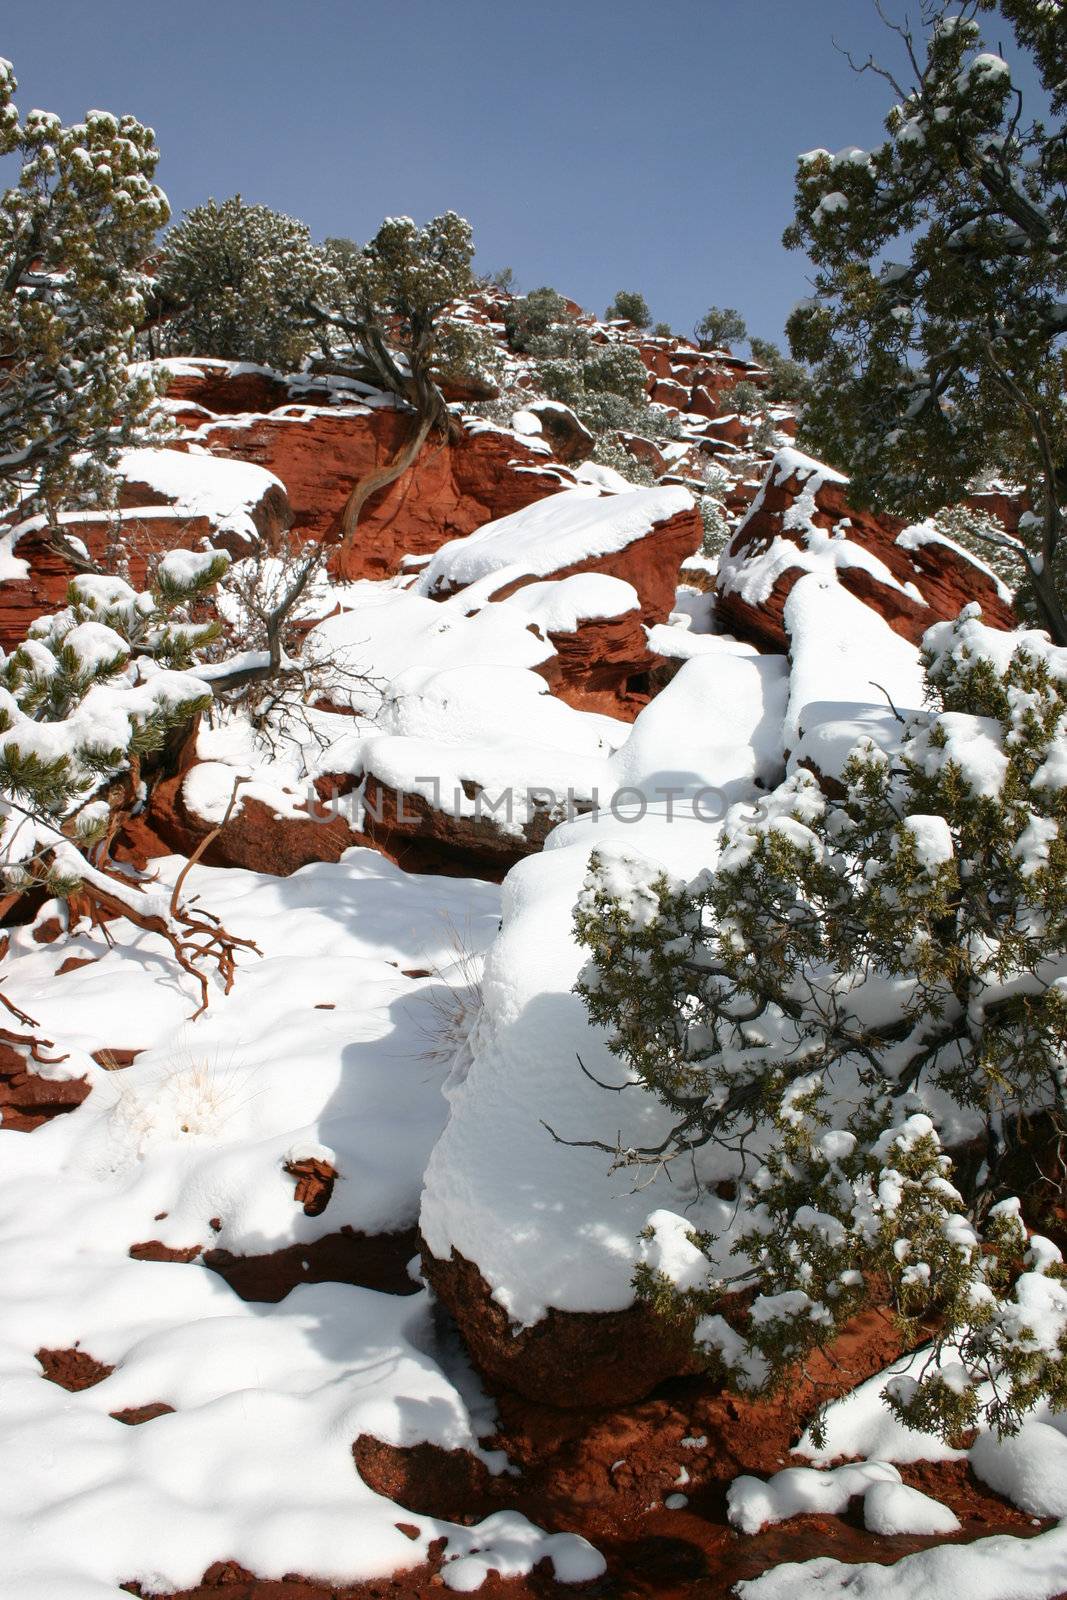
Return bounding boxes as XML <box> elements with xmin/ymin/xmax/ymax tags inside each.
<box><xmin>420</xmin><ymin>1242</ymin><xmax>702</xmax><ymax>1408</ymax></box>
<box><xmin>416</xmin><ymin>485</ymin><xmax>704</xmax><ymax>632</ymax></box>
<box><xmin>650</xmin><ymin>377</ymin><xmax>689</xmax><ymax>410</ymax></box>
<box><xmin>524</xmin><ymin>400</ymin><xmax>594</xmax><ymax>464</ymax></box>
<box><xmin>716</xmin><ymin>447</ymin><xmax>1017</xmax><ymax>653</ymax></box>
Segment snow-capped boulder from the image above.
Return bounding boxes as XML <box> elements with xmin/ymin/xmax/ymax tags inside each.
<box><xmin>524</xmin><ymin>400</ymin><xmax>594</xmax><ymax>464</ymax></box>
<box><xmin>418</xmin><ymin>645</ymin><xmax>789</xmax><ymax>1405</ymax></box>
<box><xmin>716</xmin><ymin>447</ymin><xmax>1017</xmax><ymax>653</ymax></box>
<box><xmin>415</xmin><ymin>484</ymin><xmax>704</xmax><ymax>630</ymax></box>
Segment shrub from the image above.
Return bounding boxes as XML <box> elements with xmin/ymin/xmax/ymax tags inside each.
<box><xmin>573</xmin><ymin>606</ymin><xmax>1067</xmax><ymax>1444</ymax></box>
<box><xmin>588</xmin><ymin>439</ymin><xmax>656</xmax><ymax>487</ymax></box>
<box><xmin>748</xmin><ymin>335</ymin><xmax>812</xmax><ymax>406</ymax></box>
<box><xmin>723</xmin><ymin>380</ymin><xmax>763</xmax><ymax>417</ymax></box>
<box><xmin>502</xmin><ymin>286</ymin><xmax>570</xmax><ymax>351</ymax></box>
<box><xmin>156</xmin><ymin>195</ymin><xmax>332</xmax><ymax>369</ymax></box>
<box><xmin>606</xmin><ymin>290</ymin><xmax>651</xmax><ymax>328</ymax></box>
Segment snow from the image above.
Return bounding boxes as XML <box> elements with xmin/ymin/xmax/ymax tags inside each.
<box><xmin>862</xmin><ymin>1480</ymin><xmax>961</xmax><ymax>1535</ymax></box>
<box><xmin>727</xmin><ymin>1461</ymin><xmax>902</xmax><ymax>1534</ymax></box>
<box><xmin>415</xmin><ymin>484</ymin><xmax>695</xmax><ymax>597</ymax></box>
<box><xmin>0</xmin><ymin>848</ymin><xmax>611</xmax><ymax>1594</ymax></box>
<box><xmin>970</xmin><ymin>1422</ymin><xmax>1067</xmax><ymax>1518</ymax></box>
<box><xmin>116</xmin><ymin>447</ymin><xmax>284</xmax><ymax>545</ymax></box>
<box><xmin>419</xmin><ymin>645</ymin><xmax>789</xmax><ymax>1323</ymax></box>
<box><xmin>736</xmin><ymin>1524</ymin><xmax>1067</xmax><ymax>1600</ymax></box>
<box><xmin>782</xmin><ymin>573</ymin><xmax>925</xmax><ymax>753</ymax></box>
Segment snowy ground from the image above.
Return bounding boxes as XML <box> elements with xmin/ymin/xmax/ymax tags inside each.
<box><xmin>3</xmin><ymin>469</ymin><xmax>1067</xmax><ymax>1598</ymax></box>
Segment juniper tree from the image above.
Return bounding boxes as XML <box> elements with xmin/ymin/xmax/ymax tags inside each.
<box><xmin>748</xmin><ymin>336</ymin><xmax>813</xmax><ymax>407</ymax></box>
<box><xmin>695</xmin><ymin>305</ymin><xmax>748</xmax><ymax>350</ymax></box>
<box><xmin>606</xmin><ymin>290</ymin><xmax>652</xmax><ymax>328</ymax></box>
<box><xmin>154</xmin><ymin>195</ymin><xmax>333</xmax><ymax>369</ymax></box>
<box><xmin>310</xmin><ymin>212</ymin><xmax>489</xmax><ymax>553</ymax></box>
<box><xmin>502</xmin><ymin>286</ymin><xmax>570</xmax><ymax>351</ymax></box>
<box><xmin>572</xmin><ymin>606</ymin><xmax>1067</xmax><ymax>1442</ymax></box>
<box><xmin>0</xmin><ymin>59</ymin><xmax>170</xmax><ymax>521</ymax></box>
<box><xmin>784</xmin><ymin>0</ymin><xmax>1067</xmax><ymax>642</ymax></box>
<box><xmin>0</xmin><ymin>552</ymin><xmax>257</xmax><ymax>1015</ymax></box>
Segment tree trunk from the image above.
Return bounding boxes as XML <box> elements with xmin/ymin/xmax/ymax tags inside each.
<box><xmin>338</xmin><ymin>408</ymin><xmax>436</xmax><ymax>553</ymax></box>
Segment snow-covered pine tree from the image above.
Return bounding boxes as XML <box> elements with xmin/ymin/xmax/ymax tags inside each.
<box><xmin>572</xmin><ymin>605</ymin><xmax>1067</xmax><ymax>1443</ymax></box>
<box><xmin>0</xmin><ymin>59</ymin><xmax>171</xmax><ymax>520</ymax></box>
<box><xmin>154</xmin><ymin>195</ymin><xmax>333</xmax><ymax>369</ymax></box>
<box><xmin>784</xmin><ymin>0</ymin><xmax>1067</xmax><ymax>641</ymax></box>
<box><xmin>0</xmin><ymin>550</ymin><xmax>257</xmax><ymax>1015</ymax></box>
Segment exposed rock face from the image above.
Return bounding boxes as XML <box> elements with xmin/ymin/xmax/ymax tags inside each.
<box><xmin>419</xmin><ymin>1241</ymin><xmax>703</xmax><ymax>1408</ymax></box>
<box><xmin>524</xmin><ymin>401</ymin><xmax>594</xmax><ymax>464</ymax></box>
<box><xmin>0</xmin><ymin>1032</ymin><xmax>88</xmax><ymax>1132</ymax></box>
<box><xmin>539</xmin><ymin>607</ymin><xmax>655</xmax><ymax>718</ymax></box>
<box><xmin>0</xmin><ymin>511</ymin><xmax>231</xmax><ymax>652</ymax></box>
<box><xmin>138</xmin><ymin>770</ymin><xmax>363</xmax><ymax>878</ymax></box>
<box><xmin>717</xmin><ymin>449</ymin><xmax>1017</xmax><ymax>653</ymax></box>
<box><xmin>356</xmin><ymin>775</ymin><xmax>571</xmax><ymax>883</ymax></box>
<box><xmin>194</xmin><ymin>405</ymin><xmax>565</xmax><ymax>581</ymax></box>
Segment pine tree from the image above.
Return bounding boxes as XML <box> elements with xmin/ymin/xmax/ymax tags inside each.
<box><xmin>695</xmin><ymin>305</ymin><xmax>748</xmax><ymax>350</ymax></box>
<box><xmin>784</xmin><ymin>1</ymin><xmax>1067</xmax><ymax>641</ymax></box>
<box><xmin>606</xmin><ymin>290</ymin><xmax>652</xmax><ymax>328</ymax></box>
<box><xmin>311</xmin><ymin>212</ymin><xmax>489</xmax><ymax>551</ymax></box>
<box><xmin>0</xmin><ymin>59</ymin><xmax>170</xmax><ymax>520</ymax></box>
<box><xmin>0</xmin><ymin>551</ymin><xmax>256</xmax><ymax>1015</ymax></box>
<box><xmin>155</xmin><ymin>195</ymin><xmax>333</xmax><ymax>369</ymax></box>
<box><xmin>572</xmin><ymin>605</ymin><xmax>1067</xmax><ymax>1443</ymax></box>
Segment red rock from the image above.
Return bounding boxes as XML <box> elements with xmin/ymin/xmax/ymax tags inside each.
<box><xmin>37</xmin><ymin>1346</ymin><xmax>114</xmax><ymax>1391</ymax></box>
<box><xmin>619</xmin><ymin>433</ymin><xmax>667</xmax><ymax>476</ymax></box>
<box><xmin>717</xmin><ymin>454</ymin><xmax>1017</xmax><ymax>652</ymax></box>
<box><xmin>161</xmin><ymin>360</ymin><xmax>293</xmax><ymax>415</ymax></box>
<box><xmin>285</xmin><ymin>1155</ymin><xmax>337</xmax><ymax>1217</ymax></box>
<box><xmin>420</xmin><ymin>1242</ymin><xmax>704</xmax><ymax>1408</ymax></box>
<box><xmin>140</xmin><ymin>772</ymin><xmax>362</xmax><ymax>877</ymax></box>
<box><xmin>0</xmin><ymin>512</ymin><xmax>228</xmax><ymax>653</ymax></box>
<box><xmin>524</xmin><ymin>401</ymin><xmax>594</xmax><ymax>464</ymax></box>
<box><xmin>195</xmin><ymin>406</ymin><xmax>565</xmax><ymax>582</ymax></box>
<box><xmin>651</xmin><ymin>377</ymin><xmax>689</xmax><ymax>410</ymax></box>
<box><xmin>688</xmin><ymin>384</ymin><xmax>725</xmax><ymax>420</ymax></box>
<box><xmin>111</xmin><ymin>1403</ymin><xmax>176</xmax><ymax>1425</ymax></box>
<box><xmin>699</xmin><ymin>412</ymin><xmax>749</xmax><ymax>444</ymax></box>
<box><xmin>475</xmin><ymin>502</ymin><xmax>704</xmax><ymax>634</ymax></box>
<box><xmin>203</xmin><ymin>1226</ymin><xmax>419</xmax><ymax>1302</ymax></box>
<box><xmin>356</xmin><ymin>775</ymin><xmax>569</xmax><ymax>883</ymax></box>
<box><xmin>540</xmin><ymin>608</ymin><xmax>656</xmax><ymax>719</ymax></box>
<box><xmin>0</xmin><ymin>1034</ymin><xmax>88</xmax><ymax>1132</ymax></box>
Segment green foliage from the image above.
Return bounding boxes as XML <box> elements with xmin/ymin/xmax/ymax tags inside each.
<box><xmin>784</xmin><ymin>2</ymin><xmax>1067</xmax><ymax>640</ymax></box>
<box><xmin>652</xmin><ymin>322</ymin><xmax>674</xmax><ymax>339</ymax></box>
<box><xmin>724</xmin><ymin>380</ymin><xmax>763</xmax><ymax>417</ymax></box>
<box><xmin>532</xmin><ymin>337</ymin><xmax>667</xmax><ymax>442</ymax></box>
<box><xmin>573</xmin><ymin>606</ymin><xmax>1067</xmax><ymax>1442</ymax></box>
<box><xmin>606</xmin><ymin>290</ymin><xmax>652</xmax><ymax>328</ymax></box>
<box><xmin>588</xmin><ymin>439</ymin><xmax>656</xmax><ymax>487</ymax></box>
<box><xmin>0</xmin><ymin>553</ymin><xmax>228</xmax><ymax>891</ymax></box>
<box><xmin>156</xmin><ymin>195</ymin><xmax>332</xmax><ymax>369</ymax></box>
<box><xmin>319</xmin><ymin>211</ymin><xmax>479</xmax><ymax>413</ymax></box>
<box><xmin>748</xmin><ymin>336</ymin><xmax>813</xmax><ymax>406</ymax></box>
<box><xmin>503</xmin><ymin>286</ymin><xmax>570</xmax><ymax>351</ymax></box>
<box><xmin>0</xmin><ymin>58</ymin><xmax>171</xmax><ymax>518</ymax></box>
<box><xmin>695</xmin><ymin>305</ymin><xmax>748</xmax><ymax>349</ymax></box>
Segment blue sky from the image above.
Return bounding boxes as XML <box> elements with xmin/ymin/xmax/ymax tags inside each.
<box><xmin>3</xmin><ymin>2</ymin><xmax>1044</xmax><ymax>345</ymax></box>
